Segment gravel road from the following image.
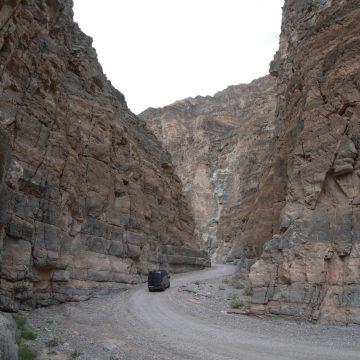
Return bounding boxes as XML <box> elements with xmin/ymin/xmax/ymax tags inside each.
<box><xmin>24</xmin><ymin>264</ymin><xmax>360</xmax><ymax>359</ymax></box>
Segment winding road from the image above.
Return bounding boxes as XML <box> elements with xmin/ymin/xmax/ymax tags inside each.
<box><xmin>27</xmin><ymin>264</ymin><xmax>360</xmax><ymax>359</ymax></box>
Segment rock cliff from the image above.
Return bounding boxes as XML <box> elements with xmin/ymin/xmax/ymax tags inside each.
<box><xmin>249</xmin><ymin>0</ymin><xmax>360</xmax><ymax>323</ymax></box>
<box><xmin>0</xmin><ymin>0</ymin><xmax>208</xmax><ymax>312</ymax></box>
<box><xmin>140</xmin><ymin>76</ymin><xmax>277</xmax><ymax>262</ymax></box>
<box><xmin>0</xmin><ymin>312</ymin><xmax>17</xmax><ymax>360</ymax></box>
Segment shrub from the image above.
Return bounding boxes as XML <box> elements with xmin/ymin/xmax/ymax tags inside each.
<box><xmin>13</xmin><ymin>314</ymin><xmax>37</xmax><ymax>341</ymax></box>
<box><xmin>230</xmin><ymin>277</ymin><xmax>244</xmax><ymax>290</ymax></box>
<box><xmin>21</xmin><ymin>327</ymin><xmax>37</xmax><ymax>341</ymax></box>
<box><xmin>69</xmin><ymin>350</ymin><xmax>81</xmax><ymax>359</ymax></box>
<box><xmin>18</xmin><ymin>343</ymin><xmax>37</xmax><ymax>360</ymax></box>
<box><xmin>229</xmin><ymin>293</ymin><xmax>244</xmax><ymax>309</ymax></box>
<box><xmin>46</xmin><ymin>338</ymin><xmax>61</xmax><ymax>348</ymax></box>
<box><xmin>13</xmin><ymin>314</ymin><xmax>26</xmax><ymax>330</ymax></box>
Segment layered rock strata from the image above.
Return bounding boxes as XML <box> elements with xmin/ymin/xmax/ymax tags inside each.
<box><xmin>140</xmin><ymin>76</ymin><xmax>276</xmax><ymax>262</ymax></box>
<box><xmin>249</xmin><ymin>0</ymin><xmax>360</xmax><ymax>323</ymax></box>
<box><xmin>0</xmin><ymin>0</ymin><xmax>208</xmax><ymax>311</ymax></box>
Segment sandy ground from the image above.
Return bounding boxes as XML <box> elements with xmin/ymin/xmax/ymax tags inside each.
<box><xmin>21</xmin><ymin>264</ymin><xmax>360</xmax><ymax>360</ymax></box>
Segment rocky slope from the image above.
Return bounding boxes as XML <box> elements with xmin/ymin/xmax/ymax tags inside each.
<box><xmin>0</xmin><ymin>0</ymin><xmax>208</xmax><ymax>312</ymax></box>
<box><xmin>140</xmin><ymin>76</ymin><xmax>276</xmax><ymax>263</ymax></box>
<box><xmin>249</xmin><ymin>0</ymin><xmax>360</xmax><ymax>323</ymax></box>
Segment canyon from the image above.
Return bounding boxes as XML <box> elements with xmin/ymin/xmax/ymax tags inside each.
<box><xmin>0</xmin><ymin>3</ymin><xmax>359</xmax><ymax>357</ymax></box>
<box><xmin>141</xmin><ymin>0</ymin><xmax>360</xmax><ymax>324</ymax></box>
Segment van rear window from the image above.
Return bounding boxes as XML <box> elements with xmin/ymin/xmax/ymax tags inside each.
<box><xmin>148</xmin><ymin>272</ymin><xmax>161</xmax><ymax>281</ymax></box>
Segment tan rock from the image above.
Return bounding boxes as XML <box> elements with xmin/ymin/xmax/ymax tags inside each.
<box><xmin>140</xmin><ymin>76</ymin><xmax>277</xmax><ymax>262</ymax></box>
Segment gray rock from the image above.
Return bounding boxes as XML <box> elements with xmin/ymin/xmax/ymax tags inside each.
<box><xmin>333</xmin><ymin>158</ymin><xmax>354</xmax><ymax>176</ymax></box>
<box><xmin>0</xmin><ymin>312</ymin><xmax>18</xmax><ymax>360</ymax></box>
<box><xmin>234</xmin><ymin>256</ymin><xmax>256</xmax><ymax>272</ymax></box>
<box><xmin>51</xmin><ymin>270</ymin><xmax>70</xmax><ymax>282</ymax></box>
<box><xmin>252</xmin><ymin>287</ymin><xmax>274</xmax><ymax>305</ymax></box>
<box><xmin>102</xmin><ymin>341</ymin><xmax>120</xmax><ymax>353</ymax></box>
<box><xmin>249</xmin><ymin>0</ymin><xmax>360</xmax><ymax>324</ymax></box>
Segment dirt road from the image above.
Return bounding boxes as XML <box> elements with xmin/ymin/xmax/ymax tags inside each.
<box><xmin>26</xmin><ymin>264</ymin><xmax>360</xmax><ymax>359</ymax></box>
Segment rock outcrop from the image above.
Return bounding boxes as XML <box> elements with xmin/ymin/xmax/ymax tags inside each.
<box><xmin>0</xmin><ymin>0</ymin><xmax>208</xmax><ymax>312</ymax></box>
<box><xmin>140</xmin><ymin>76</ymin><xmax>277</xmax><ymax>262</ymax></box>
<box><xmin>249</xmin><ymin>0</ymin><xmax>360</xmax><ymax>323</ymax></box>
<box><xmin>0</xmin><ymin>312</ymin><xmax>18</xmax><ymax>360</ymax></box>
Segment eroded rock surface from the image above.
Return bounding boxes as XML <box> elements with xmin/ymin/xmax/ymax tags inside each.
<box><xmin>249</xmin><ymin>0</ymin><xmax>360</xmax><ymax>323</ymax></box>
<box><xmin>140</xmin><ymin>76</ymin><xmax>276</xmax><ymax>262</ymax></box>
<box><xmin>0</xmin><ymin>312</ymin><xmax>18</xmax><ymax>360</ymax></box>
<box><xmin>0</xmin><ymin>0</ymin><xmax>208</xmax><ymax>312</ymax></box>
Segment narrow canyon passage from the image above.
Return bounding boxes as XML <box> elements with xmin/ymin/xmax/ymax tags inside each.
<box><xmin>25</xmin><ymin>265</ymin><xmax>360</xmax><ymax>360</ymax></box>
<box><xmin>2</xmin><ymin>1</ymin><xmax>360</xmax><ymax>358</ymax></box>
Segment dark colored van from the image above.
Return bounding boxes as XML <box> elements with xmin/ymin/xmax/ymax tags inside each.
<box><xmin>148</xmin><ymin>270</ymin><xmax>170</xmax><ymax>291</ymax></box>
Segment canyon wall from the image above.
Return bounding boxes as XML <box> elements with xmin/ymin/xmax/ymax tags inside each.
<box><xmin>140</xmin><ymin>76</ymin><xmax>277</xmax><ymax>263</ymax></box>
<box><xmin>0</xmin><ymin>0</ymin><xmax>208</xmax><ymax>312</ymax></box>
<box><xmin>0</xmin><ymin>313</ymin><xmax>17</xmax><ymax>360</ymax></box>
<box><xmin>249</xmin><ymin>0</ymin><xmax>360</xmax><ymax>323</ymax></box>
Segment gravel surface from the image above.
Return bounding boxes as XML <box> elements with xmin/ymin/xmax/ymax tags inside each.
<box><xmin>20</xmin><ymin>264</ymin><xmax>360</xmax><ymax>359</ymax></box>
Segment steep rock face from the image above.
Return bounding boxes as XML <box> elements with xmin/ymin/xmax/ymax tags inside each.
<box><xmin>140</xmin><ymin>76</ymin><xmax>276</xmax><ymax>262</ymax></box>
<box><xmin>249</xmin><ymin>0</ymin><xmax>360</xmax><ymax>323</ymax></box>
<box><xmin>0</xmin><ymin>0</ymin><xmax>208</xmax><ymax>311</ymax></box>
<box><xmin>0</xmin><ymin>312</ymin><xmax>18</xmax><ymax>360</ymax></box>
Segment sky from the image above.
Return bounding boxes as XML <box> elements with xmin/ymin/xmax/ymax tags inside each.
<box><xmin>73</xmin><ymin>0</ymin><xmax>284</xmax><ymax>114</ymax></box>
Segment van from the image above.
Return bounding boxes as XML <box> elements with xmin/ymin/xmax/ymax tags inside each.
<box><xmin>148</xmin><ymin>270</ymin><xmax>170</xmax><ymax>291</ymax></box>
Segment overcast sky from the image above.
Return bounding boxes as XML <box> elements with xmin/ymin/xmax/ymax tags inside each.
<box><xmin>73</xmin><ymin>0</ymin><xmax>284</xmax><ymax>114</ymax></box>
